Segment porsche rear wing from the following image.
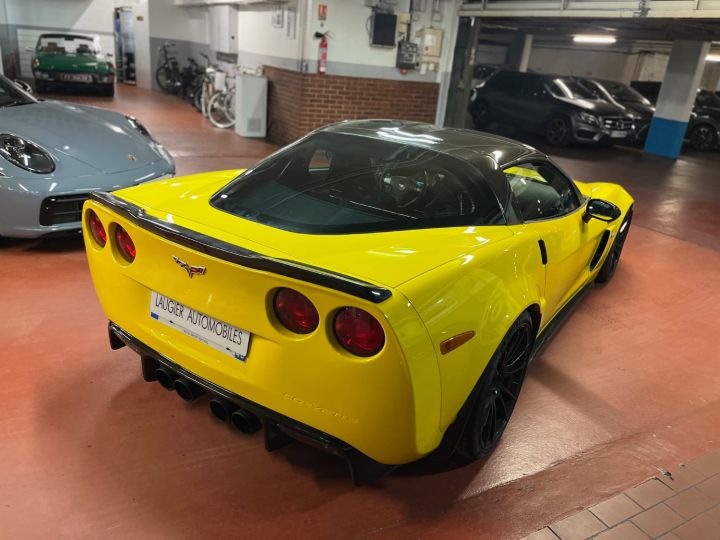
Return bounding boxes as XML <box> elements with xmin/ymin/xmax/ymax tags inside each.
<box><xmin>89</xmin><ymin>191</ymin><xmax>392</xmax><ymax>303</ymax></box>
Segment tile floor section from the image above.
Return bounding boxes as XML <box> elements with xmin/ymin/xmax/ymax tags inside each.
<box><xmin>523</xmin><ymin>449</ymin><xmax>720</xmax><ymax>539</ymax></box>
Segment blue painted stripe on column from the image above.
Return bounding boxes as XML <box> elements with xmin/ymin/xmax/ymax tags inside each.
<box><xmin>644</xmin><ymin>117</ymin><xmax>688</xmax><ymax>159</ymax></box>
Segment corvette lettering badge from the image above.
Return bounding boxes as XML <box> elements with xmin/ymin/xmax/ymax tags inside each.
<box><xmin>172</xmin><ymin>256</ymin><xmax>206</xmax><ymax>278</ymax></box>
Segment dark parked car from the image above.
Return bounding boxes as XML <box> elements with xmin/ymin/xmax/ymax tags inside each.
<box><xmin>469</xmin><ymin>71</ymin><xmax>636</xmax><ymax>147</ymax></box>
<box><xmin>577</xmin><ymin>78</ymin><xmax>655</xmax><ymax>143</ymax></box>
<box><xmin>630</xmin><ymin>81</ymin><xmax>720</xmax><ymax>150</ymax></box>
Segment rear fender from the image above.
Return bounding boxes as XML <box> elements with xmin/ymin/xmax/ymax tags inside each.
<box><xmin>398</xmin><ymin>230</ymin><xmax>543</xmax><ymax>431</ymax></box>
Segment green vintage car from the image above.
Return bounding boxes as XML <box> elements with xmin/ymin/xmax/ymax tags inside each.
<box><xmin>31</xmin><ymin>33</ymin><xmax>115</xmax><ymax>96</ymax></box>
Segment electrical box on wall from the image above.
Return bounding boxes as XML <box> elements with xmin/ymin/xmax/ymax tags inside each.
<box><xmin>370</xmin><ymin>11</ymin><xmax>398</xmax><ymax>47</ymax></box>
<box><xmin>417</xmin><ymin>27</ymin><xmax>443</xmax><ymax>64</ymax></box>
<box><xmin>396</xmin><ymin>40</ymin><xmax>418</xmax><ymax>69</ymax></box>
<box><xmin>209</xmin><ymin>4</ymin><xmax>238</xmax><ymax>55</ymax></box>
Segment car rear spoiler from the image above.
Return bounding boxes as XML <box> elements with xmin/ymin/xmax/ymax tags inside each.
<box><xmin>88</xmin><ymin>191</ymin><xmax>392</xmax><ymax>303</ymax></box>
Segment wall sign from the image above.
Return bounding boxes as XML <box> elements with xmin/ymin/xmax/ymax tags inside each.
<box><xmin>318</xmin><ymin>4</ymin><xmax>328</xmax><ymax>21</ymax></box>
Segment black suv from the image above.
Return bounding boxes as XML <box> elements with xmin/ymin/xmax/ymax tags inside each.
<box><xmin>469</xmin><ymin>71</ymin><xmax>636</xmax><ymax>146</ymax></box>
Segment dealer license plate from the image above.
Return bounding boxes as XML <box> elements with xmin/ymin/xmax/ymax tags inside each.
<box><xmin>610</xmin><ymin>130</ymin><xmax>628</xmax><ymax>138</ymax></box>
<box><xmin>150</xmin><ymin>291</ymin><xmax>250</xmax><ymax>361</ymax></box>
<box><xmin>59</xmin><ymin>73</ymin><xmax>93</xmax><ymax>83</ymax></box>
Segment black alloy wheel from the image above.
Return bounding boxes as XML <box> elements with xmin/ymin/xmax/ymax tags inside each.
<box><xmin>596</xmin><ymin>207</ymin><xmax>633</xmax><ymax>284</ymax></box>
<box><xmin>545</xmin><ymin>115</ymin><xmax>572</xmax><ymax>146</ymax></box>
<box><xmin>459</xmin><ymin>312</ymin><xmax>533</xmax><ymax>459</ymax></box>
<box><xmin>689</xmin><ymin>124</ymin><xmax>719</xmax><ymax>151</ymax></box>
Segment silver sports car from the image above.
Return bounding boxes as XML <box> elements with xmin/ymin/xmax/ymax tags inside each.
<box><xmin>0</xmin><ymin>74</ymin><xmax>174</xmax><ymax>238</ymax></box>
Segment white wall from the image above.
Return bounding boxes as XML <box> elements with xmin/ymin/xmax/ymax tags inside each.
<box><xmin>235</xmin><ymin>5</ymin><xmax>302</xmax><ymax>71</ymax></box>
<box><xmin>5</xmin><ymin>0</ymin><xmax>115</xmax><ymax>32</ymax></box>
<box><xmin>148</xmin><ymin>0</ymin><xmax>208</xmax><ymax>43</ymax></box>
<box><xmin>633</xmin><ymin>51</ymin><xmax>669</xmax><ymax>81</ymax></box>
<box><xmin>303</xmin><ymin>0</ymin><xmax>458</xmax><ymax>82</ymax></box>
<box><xmin>528</xmin><ymin>46</ymin><xmax>632</xmax><ymax>82</ymax></box>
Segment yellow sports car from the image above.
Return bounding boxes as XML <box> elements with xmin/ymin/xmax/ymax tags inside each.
<box><xmin>83</xmin><ymin>120</ymin><xmax>633</xmax><ymax>484</ymax></box>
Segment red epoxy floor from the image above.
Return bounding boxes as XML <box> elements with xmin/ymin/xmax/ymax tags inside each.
<box><xmin>1</xmin><ymin>86</ymin><xmax>719</xmax><ymax>539</ymax></box>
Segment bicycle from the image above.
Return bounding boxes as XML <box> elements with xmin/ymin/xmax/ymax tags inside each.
<box><xmin>207</xmin><ymin>70</ymin><xmax>236</xmax><ymax>129</ymax></box>
<box><xmin>155</xmin><ymin>42</ymin><xmax>181</xmax><ymax>94</ymax></box>
<box><xmin>193</xmin><ymin>53</ymin><xmax>222</xmax><ymax>115</ymax></box>
<box><xmin>207</xmin><ymin>66</ymin><xmax>263</xmax><ymax>129</ymax></box>
<box><xmin>179</xmin><ymin>57</ymin><xmax>202</xmax><ymax>101</ymax></box>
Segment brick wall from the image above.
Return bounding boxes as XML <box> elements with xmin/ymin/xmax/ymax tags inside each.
<box><xmin>264</xmin><ymin>66</ymin><xmax>439</xmax><ymax>145</ymax></box>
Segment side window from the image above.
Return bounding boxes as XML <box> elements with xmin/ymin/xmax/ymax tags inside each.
<box><xmin>485</xmin><ymin>71</ymin><xmax>524</xmax><ymax>94</ymax></box>
<box><xmin>503</xmin><ymin>162</ymin><xmax>581</xmax><ymax>221</ymax></box>
<box><xmin>522</xmin><ymin>78</ymin><xmax>548</xmax><ymax>98</ymax></box>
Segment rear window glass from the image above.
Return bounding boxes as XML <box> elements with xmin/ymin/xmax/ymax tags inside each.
<box><xmin>211</xmin><ymin>132</ymin><xmax>503</xmax><ymax>234</ymax></box>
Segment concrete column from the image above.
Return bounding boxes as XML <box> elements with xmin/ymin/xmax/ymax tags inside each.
<box><xmin>507</xmin><ymin>32</ymin><xmax>533</xmax><ymax>72</ymax></box>
<box><xmin>644</xmin><ymin>41</ymin><xmax>710</xmax><ymax>159</ymax></box>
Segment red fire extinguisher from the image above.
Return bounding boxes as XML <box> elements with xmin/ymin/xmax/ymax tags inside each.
<box><xmin>315</xmin><ymin>32</ymin><xmax>328</xmax><ymax>75</ymax></box>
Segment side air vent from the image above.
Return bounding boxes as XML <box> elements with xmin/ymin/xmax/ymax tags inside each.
<box><xmin>590</xmin><ymin>230</ymin><xmax>611</xmax><ymax>270</ymax></box>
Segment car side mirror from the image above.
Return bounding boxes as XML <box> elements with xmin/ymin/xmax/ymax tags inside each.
<box><xmin>583</xmin><ymin>198</ymin><xmax>621</xmax><ymax>223</ymax></box>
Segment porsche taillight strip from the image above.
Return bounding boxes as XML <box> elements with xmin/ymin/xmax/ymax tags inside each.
<box><xmin>89</xmin><ymin>191</ymin><xmax>392</xmax><ymax>303</ymax></box>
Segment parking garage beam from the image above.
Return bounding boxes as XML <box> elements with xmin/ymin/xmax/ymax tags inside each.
<box><xmin>644</xmin><ymin>41</ymin><xmax>710</xmax><ymax>159</ymax></box>
<box><xmin>507</xmin><ymin>33</ymin><xmax>533</xmax><ymax>72</ymax></box>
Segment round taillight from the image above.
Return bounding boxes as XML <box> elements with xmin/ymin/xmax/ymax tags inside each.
<box><xmin>334</xmin><ymin>307</ymin><xmax>385</xmax><ymax>357</ymax></box>
<box><xmin>114</xmin><ymin>225</ymin><xmax>136</xmax><ymax>263</ymax></box>
<box><xmin>87</xmin><ymin>210</ymin><xmax>106</xmax><ymax>247</ymax></box>
<box><xmin>273</xmin><ymin>288</ymin><xmax>319</xmax><ymax>334</ymax></box>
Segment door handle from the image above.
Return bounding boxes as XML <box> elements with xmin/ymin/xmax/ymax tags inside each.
<box><xmin>538</xmin><ymin>239</ymin><xmax>548</xmax><ymax>265</ymax></box>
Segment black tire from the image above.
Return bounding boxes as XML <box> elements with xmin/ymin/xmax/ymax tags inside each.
<box><xmin>35</xmin><ymin>80</ymin><xmax>48</xmax><ymax>93</ymax></box>
<box><xmin>156</xmin><ymin>66</ymin><xmax>172</xmax><ymax>93</ymax></box>
<box><xmin>100</xmin><ymin>84</ymin><xmax>114</xmax><ymax>97</ymax></box>
<box><xmin>596</xmin><ymin>207</ymin><xmax>633</xmax><ymax>284</ymax></box>
<box><xmin>457</xmin><ymin>312</ymin><xmax>534</xmax><ymax>460</ymax></box>
<box><xmin>688</xmin><ymin>123</ymin><xmax>719</xmax><ymax>151</ymax></box>
<box><xmin>545</xmin><ymin>115</ymin><xmax>572</xmax><ymax>147</ymax></box>
<box><xmin>470</xmin><ymin>99</ymin><xmax>492</xmax><ymax>130</ymax></box>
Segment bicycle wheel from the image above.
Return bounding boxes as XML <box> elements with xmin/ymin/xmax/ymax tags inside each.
<box><xmin>208</xmin><ymin>92</ymin><xmax>235</xmax><ymax>129</ymax></box>
<box><xmin>156</xmin><ymin>66</ymin><xmax>172</xmax><ymax>93</ymax></box>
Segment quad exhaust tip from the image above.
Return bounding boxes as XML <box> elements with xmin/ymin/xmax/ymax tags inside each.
<box><xmin>155</xmin><ymin>367</ymin><xmax>176</xmax><ymax>390</ymax></box>
<box><xmin>174</xmin><ymin>378</ymin><xmax>205</xmax><ymax>401</ymax></box>
<box><xmin>209</xmin><ymin>397</ymin><xmax>237</xmax><ymax>422</ymax></box>
<box><xmin>155</xmin><ymin>367</ymin><xmax>204</xmax><ymax>401</ymax></box>
<box><xmin>209</xmin><ymin>398</ymin><xmax>261</xmax><ymax>434</ymax></box>
<box><xmin>231</xmin><ymin>408</ymin><xmax>261</xmax><ymax>434</ymax></box>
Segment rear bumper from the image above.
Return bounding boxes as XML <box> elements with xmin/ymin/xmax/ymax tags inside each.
<box><xmin>108</xmin><ymin>321</ymin><xmax>394</xmax><ymax>485</ymax></box>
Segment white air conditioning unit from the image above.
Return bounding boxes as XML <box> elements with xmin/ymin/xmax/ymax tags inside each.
<box><xmin>235</xmin><ymin>75</ymin><xmax>267</xmax><ymax>138</ymax></box>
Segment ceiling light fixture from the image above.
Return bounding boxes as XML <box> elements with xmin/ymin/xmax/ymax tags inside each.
<box><xmin>573</xmin><ymin>35</ymin><xmax>617</xmax><ymax>44</ymax></box>
<box><xmin>706</xmin><ymin>54</ymin><xmax>720</xmax><ymax>62</ymax></box>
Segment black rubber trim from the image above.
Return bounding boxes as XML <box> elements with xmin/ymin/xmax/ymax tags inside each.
<box><xmin>589</xmin><ymin>230</ymin><xmax>611</xmax><ymax>270</ymax></box>
<box><xmin>108</xmin><ymin>321</ymin><xmax>396</xmax><ymax>485</ymax></box>
<box><xmin>538</xmin><ymin>239</ymin><xmax>548</xmax><ymax>265</ymax></box>
<box><xmin>89</xmin><ymin>191</ymin><xmax>392</xmax><ymax>303</ymax></box>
